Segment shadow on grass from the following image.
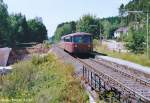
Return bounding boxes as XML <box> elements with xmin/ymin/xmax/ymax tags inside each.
<box><xmin>71</xmin><ymin>51</ymin><xmax>107</xmax><ymax>59</ymax></box>
<box><xmin>92</xmin><ymin>51</ymin><xmax>107</xmax><ymax>56</ymax></box>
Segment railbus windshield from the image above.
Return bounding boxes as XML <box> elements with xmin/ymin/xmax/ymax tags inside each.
<box><xmin>73</xmin><ymin>35</ymin><xmax>92</xmax><ymax>44</ymax></box>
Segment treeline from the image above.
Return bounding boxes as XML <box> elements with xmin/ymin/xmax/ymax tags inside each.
<box><xmin>125</xmin><ymin>0</ymin><xmax>150</xmax><ymax>13</ymax></box>
<box><xmin>0</xmin><ymin>0</ymin><xmax>48</xmax><ymax>47</ymax></box>
<box><xmin>53</xmin><ymin>15</ymin><xmax>122</xmax><ymax>42</ymax></box>
<box><xmin>118</xmin><ymin>0</ymin><xmax>150</xmax><ymax>24</ymax></box>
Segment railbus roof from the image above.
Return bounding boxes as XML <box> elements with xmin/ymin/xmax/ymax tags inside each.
<box><xmin>61</xmin><ymin>32</ymin><xmax>92</xmax><ymax>38</ymax></box>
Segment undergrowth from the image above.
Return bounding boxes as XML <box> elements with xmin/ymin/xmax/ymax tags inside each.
<box><xmin>0</xmin><ymin>54</ymin><xmax>89</xmax><ymax>103</ymax></box>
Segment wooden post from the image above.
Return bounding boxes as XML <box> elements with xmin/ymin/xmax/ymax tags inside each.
<box><xmin>88</xmin><ymin>70</ymin><xmax>90</xmax><ymax>82</ymax></box>
<box><xmin>91</xmin><ymin>72</ymin><xmax>94</xmax><ymax>90</ymax></box>
<box><xmin>99</xmin><ymin>78</ymin><xmax>101</xmax><ymax>92</ymax></box>
<box><xmin>85</xmin><ymin>67</ymin><xmax>87</xmax><ymax>78</ymax></box>
<box><xmin>94</xmin><ymin>74</ymin><xmax>97</xmax><ymax>89</ymax></box>
<box><xmin>83</xmin><ymin>66</ymin><xmax>85</xmax><ymax>78</ymax></box>
<box><xmin>104</xmin><ymin>82</ymin><xmax>106</xmax><ymax>90</ymax></box>
<box><xmin>118</xmin><ymin>92</ymin><xmax>121</xmax><ymax>102</ymax></box>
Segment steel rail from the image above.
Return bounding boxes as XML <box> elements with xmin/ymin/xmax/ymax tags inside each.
<box><xmin>90</xmin><ymin>58</ymin><xmax>150</xmax><ymax>87</ymax></box>
<box><xmin>77</xmin><ymin>58</ymin><xmax>150</xmax><ymax>102</ymax></box>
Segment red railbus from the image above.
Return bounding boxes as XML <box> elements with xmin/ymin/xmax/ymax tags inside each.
<box><xmin>61</xmin><ymin>32</ymin><xmax>93</xmax><ymax>54</ymax></box>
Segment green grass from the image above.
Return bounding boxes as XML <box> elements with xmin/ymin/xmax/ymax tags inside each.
<box><xmin>0</xmin><ymin>54</ymin><xmax>89</xmax><ymax>103</ymax></box>
<box><xmin>94</xmin><ymin>40</ymin><xmax>150</xmax><ymax>67</ymax></box>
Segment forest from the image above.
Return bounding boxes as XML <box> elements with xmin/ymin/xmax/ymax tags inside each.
<box><xmin>0</xmin><ymin>0</ymin><xmax>48</xmax><ymax>47</ymax></box>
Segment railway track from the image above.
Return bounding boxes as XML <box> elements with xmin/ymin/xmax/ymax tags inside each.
<box><xmin>76</xmin><ymin>58</ymin><xmax>150</xmax><ymax>103</ymax></box>
<box><xmin>53</xmin><ymin>46</ymin><xmax>150</xmax><ymax>102</ymax></box>
<box><xmin>91</xmin><ymin>58</ymin><xmax>150</xmax><ymax>87</ymax></box>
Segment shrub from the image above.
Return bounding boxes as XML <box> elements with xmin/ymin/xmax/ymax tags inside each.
<box><xmin>125</xmin><ymin>27</ymin><xmax>146</xmax><ymax>54</ymax></box>
<box><xmin>31</xmin><ymin>55</ymin><xmax>48</xmax><ymax>65</ymax></box>
<box><xmin>43</xmin><ymin>40</ymin><xmax>51</xmax><ymax>48</ymax></box>
<box><xmin>1</xmin><ymin>54</ymin><xmax>89</xmax><ymax>103</ymax></box>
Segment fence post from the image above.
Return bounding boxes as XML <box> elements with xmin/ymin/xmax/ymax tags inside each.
<box><xmin>91</xmin><ymin>72</ymin><xmax>94</xmax><ymax>90</ymax></box>
<box><xmin>83</xmin><ymin>66</ymin><xmax>85</xmax><ymax>79</ymax></box>
<box><xmin>88</xmin><ymin>70</ymin><xmax>90</xmax><ymax>82</ymax></box>
<box><xmin>99</xmin><ymin>78</ymin><xmax>101</xmax><ymax>92</ymax></box>
<box><xmin>94</xmin><ymin>74</ymin><xmax>97</xmax><ymax>89</ymax></box>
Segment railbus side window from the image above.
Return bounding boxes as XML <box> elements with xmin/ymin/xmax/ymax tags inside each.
<box><xmin>71</xmin><ymin>36</ymin><xmax>73</xmax><ymax>42</ymax></box>
<box><xmin>64</xmin><ymin>37</ymin><xmax>66</xmax><ymax>42</ymax></box>
<box><xmin>61</xmin><ymin>37</ymin><xmax>64</xmax><ymax>42</ymax></box>
<box><xmin>65</xmin><ymin>36</ymin><xmax>71</xmax><ymax>42</ymax></box>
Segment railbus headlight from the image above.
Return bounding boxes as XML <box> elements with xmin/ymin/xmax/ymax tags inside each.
<box><xmin>88</xmin><ymin>45</ymin><xmax>91</xmax><ymax>48</ymax></box>
<box><xmin>75</xmin><ymin>44</ymin><xmax>78</xmax><ymax>48</ymax></box>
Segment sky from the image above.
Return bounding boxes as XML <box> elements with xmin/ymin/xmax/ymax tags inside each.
<box><xmin>5</xmin><ymin>0</ymin><xmax>130</xmax><ymax>37</ymax></box>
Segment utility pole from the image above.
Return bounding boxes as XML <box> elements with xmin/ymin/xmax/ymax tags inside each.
<box><xmin>99</xmin><ymin>25</ymin><xmax>102</xmax><ymax>45</ymax></box>
<box><xmin>147</xmin><ymin>12</ymin><xmax>149</xmax><ymax>58</ymax></box>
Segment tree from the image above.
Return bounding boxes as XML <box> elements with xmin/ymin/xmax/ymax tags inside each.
<box><xmin>53</xmin><ymin>21</ymin><xmax>76</xmax><ymax>41</ymax></box>
<box><xmin>8</xmin><ymin>13</ymin><xmax>29</xmax><ymax>45</ymax></box>
<box><xmin>0</xmin><ymin>0</ymin><xmax>48</xmax><ymax>47</ymax></box>
<box><xmin>119</xmin><ymin>4</ymin><xmax>125</xmax><ymax>17</ymax></box>
<box><xmin>27</xmin><ymin>18</ymin><xmax>48</xmax><ymax>43</ymax></box>
<box><xmin>70</xmin><ymin>21</ymin><xmax>76</xmax><ymax>33</ymax></box>
<box><xmin>126</xmin><ymin>27</ymin><xmax>145</xmax><ymax>54</ymax></box>
<box><xmin>101</xmin><ymin>20</ymin><xmax>112</xmax><ymax>38</ymax></box>
<box><xmin>76</xmin><ymin>14</ymin><xmax>102</xmax><ymax>39</ymax></box>
<box><xmin>124</xmin><ymin>0</ymin><xmax>150</xmax><ymax>54</ymax></box>
<box><xmin>0</xmin><ymin>0</ymin><xmax>9</xmax><ymax>45</ymax></box>
<box><xmin>100</xmin><ymin>16</ymin><xmax>122</xmax><ymax>39</ymax></box>
<box><xmin>125</xmin><ymin>0</ymin><xmax>150</xmax><ymax>12</ymax></box>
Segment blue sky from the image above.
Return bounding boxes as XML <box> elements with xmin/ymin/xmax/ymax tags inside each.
<box><xmin>5</xmin><ymin>0</ymin><xmax>130</xmax><ymax>37</ymax></box>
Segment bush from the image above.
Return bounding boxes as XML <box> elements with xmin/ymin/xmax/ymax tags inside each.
<box><xmin>1</xmin><ymin>54</ymin><xmax>89</xmax><ymax>103</ymax></box>
<box><xmin>31</xmin><ymin>55</ymin><xmax>48</xmax><ymax>65</ymax></box>
<box><xmin>43</xmin><ymin>40</ymin><xmax>51</xmax><ymax>48</ymax></box>
<box><xmin>93</xmin><ymin>39</ymin><xmax>100</xmax><ymax>48</ymax></box>
<box><xmin>125</xmin><ymin>32</ymin><xmax>145</xmax><ymax>54</ymax></box>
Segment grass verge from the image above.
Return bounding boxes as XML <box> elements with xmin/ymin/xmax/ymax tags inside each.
<box><xmin>0</xmin><ymin>54</ymin><xmax>89</xmax><ymax>103</ymax></box>
<box><xmin>94</xmin><ymin>40</ymin><xmax>150</xmax><ymax>67</ymax></box>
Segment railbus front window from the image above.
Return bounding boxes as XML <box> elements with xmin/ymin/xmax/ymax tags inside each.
<box><xmin>73</xmin><ymin>35</ymin><xmax>91</xmax><ymax>44</ymax></box>
<box><xmin>65</xmin><ymin>36</ymin><xmax>71</xmax><ymax>42</ymax></box>
<box><xmin>73</xmin><ymin>36</ymin><xmax>83</xmax><ymax>43</ymax></box>
<box><xmin>82</xmin><ymin>35</ymin><xmax>91</xmax><ymax>44</ymax></box>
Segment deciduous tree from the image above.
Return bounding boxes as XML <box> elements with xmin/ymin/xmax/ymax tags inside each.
<box><xmin>76</xmin><ymin>14</ymin><xmax>101</xmax><ymax>39</ymax></box>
